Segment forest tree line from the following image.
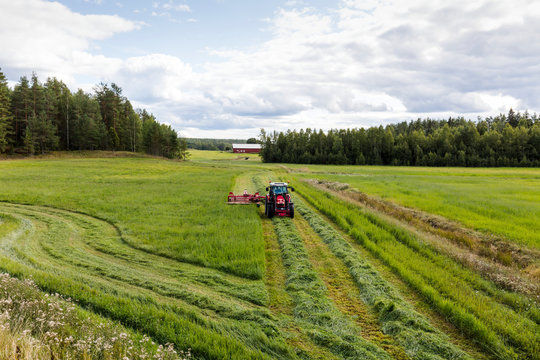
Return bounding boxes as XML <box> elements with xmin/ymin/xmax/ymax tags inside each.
<box><xmin>260</xmin><ymin>111</ymin><xmax>540</xmax><ymax>167</ymax></box>
<box><xmin>187</xmin><ymin>138</ymin><xmax>244</xmax><ymax>151</ymax></box>
<box><xmin>0</xmin><ymin>69</ymin><xmax>187</xmax><ymax>159</ymax></box>
<box><xmin>186</xmin><ymin>137</ymin><xmax>260</xmax><ymax>151</ymax></box>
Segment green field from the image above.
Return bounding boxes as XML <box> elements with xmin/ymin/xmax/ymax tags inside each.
<box><xmin>289</xmin><ymin>165</ymin><xmax>540</xmax><ymax>249</ymax></box>
<box><xmin>0</xmin><ymin>152</ymin><xmax>538</xmax><ymax>359</ymax></box>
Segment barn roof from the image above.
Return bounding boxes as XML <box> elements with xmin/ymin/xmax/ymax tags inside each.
<box><xmin>232</xmin><ymin>143</ymin><xmax>261</xmax><ymax>149</ymax></box>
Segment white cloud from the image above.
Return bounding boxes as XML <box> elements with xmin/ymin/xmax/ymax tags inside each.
<box><xmin>1</xmin><ymin>0</ymin><xmax>540</xmax><ymax>138</ymax></box>
<box><xmin>154</xmin><ymin>1</ymin><xmax>191</xmax><ymax>12</ymax></box>
<box><xmin>0</xmin><ymin>0</ymin><xmax>139</xmax><ymax>83</ymax></box>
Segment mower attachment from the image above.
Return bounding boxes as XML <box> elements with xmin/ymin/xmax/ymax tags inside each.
<box><xmin>227</xmin><ymin>190</ymin><xmax>265</xmax><ymax>205</ymax></box>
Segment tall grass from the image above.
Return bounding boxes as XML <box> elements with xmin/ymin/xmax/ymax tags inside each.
<box><xmin>294</xmin><ymin>180</ymin><xmax>540</xmax><ymax>360</ymax></box>
<box><xmin>0</xmin><ymin>158</ymin><xmax>265</xmax><ymax>279</ymax></box>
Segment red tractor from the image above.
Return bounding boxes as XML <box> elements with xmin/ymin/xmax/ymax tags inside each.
<box><xmin>226</xmin><ymin>181</ymin><xmax>295</xmax><ymax>218</ymax></box>
<box><xmin>264</xmin><ymin>182</ymin><xmax>294</xmax><ymax>218</ymax></box>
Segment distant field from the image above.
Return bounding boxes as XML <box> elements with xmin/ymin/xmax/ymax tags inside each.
<box><xmin>289</xmin><ymin>165</ymin><xmax>540</xmax><ymax>249</ymax></box>
<box><xmin>189</xmin><ymin>149</ymin><xmax>261</xmax><ymax>161</ymax></box>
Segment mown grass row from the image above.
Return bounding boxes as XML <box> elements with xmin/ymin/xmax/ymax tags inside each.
<box><xmin>249</xmin><ymin>176</ymin><xmax>393</xmax><ymax>360</ymax></box>
<box><xmin>293</xmin><ymin>197</ymin><xmax>472</xmax><ymax>360</ymax></box>
<box><xmin>271</xmin><ymin>217</ymin><xmax>393</xmax><ymax>360</ymax></box>
<box><xmin>294</xmin><ymin>181</ymin><xmax>540</xmax><ymax>360</ymax></box>
<box><xmin>0</xmin><ymin>203</ymin><xmax>296</xmax><ymax>360</ymax></box>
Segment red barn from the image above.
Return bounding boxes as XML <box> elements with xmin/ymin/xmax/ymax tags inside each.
<box><xmin>232</xmin><ymin>144</ymin><xmax>261</xmax><ymax>153</ymax></box>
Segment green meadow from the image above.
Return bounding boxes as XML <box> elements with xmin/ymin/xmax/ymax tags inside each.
<box><xmin>0</xmin><ymin>152</ymin><xmax>538</xmax><ymax>359</ymax></box>
<box><xmin>289</xmin><ymin>165</ymin><xmax>540</xmax><ymax>249</ymax></box>
<box><xmin>0</xmin><ymin>158</ymin><xmax>265</xmax><ymax>279</ymax></box>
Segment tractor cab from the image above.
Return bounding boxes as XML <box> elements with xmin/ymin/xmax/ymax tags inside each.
<box><xmin>267</xmin><ymin>183</ymin><xmax>291</xmax><ymax>196</ymax></box>
<box><xmin>265</xmin><ymin>182</ymin><xmax>295</xmax><ymax>218</ymax></box>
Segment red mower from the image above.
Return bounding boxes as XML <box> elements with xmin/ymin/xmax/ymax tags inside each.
<box><xmin>226</xmin><ymin>182</ymin><xmax>295</xmax><ymax>218</ymax></box>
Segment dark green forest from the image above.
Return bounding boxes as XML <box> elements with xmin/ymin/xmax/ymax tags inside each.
<box><xmin>0</xmin><ymin>69</ymin><xmax>187</xmax><ymax>159</ymax></box>
<box><xmin>260</xmin><ymin>112</ymin><xmax>540</xmax><ymax>166</ymax></box>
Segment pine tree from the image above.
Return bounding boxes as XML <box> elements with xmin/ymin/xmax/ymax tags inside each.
<box><xmin>178</xmin><ymin>137</ymin><xmax>189</xmax><ymax>160</ymax></box>
<box><xmin>10</xmin><ymin>76</ymin><xmax>32</xmax><ymax>147</ymax></box>
<box><xmin>25</xmin><ymin>111</ymin><xmax>59</xmax><ymax>154</ymax></box>
<box><xmin>0</xmin><ymin>69</ymin><xmax>12</xmax><ymax>152</ymax></box>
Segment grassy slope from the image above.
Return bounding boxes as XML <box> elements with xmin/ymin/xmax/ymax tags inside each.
<box><xmin>290</xmin><ymin>165</ymin><xmax>540</xmax><ymax>249</ymax></box>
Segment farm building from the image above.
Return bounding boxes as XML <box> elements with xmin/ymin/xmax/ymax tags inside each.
<box><xmin>232</xmin><ymin>144</ymin><xmax>261</xmax><ymax>153</ymax></box>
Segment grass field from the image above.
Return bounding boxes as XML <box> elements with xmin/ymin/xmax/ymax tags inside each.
<box><xmin>288</xmin><ymin>165</ymin><xmax>540</xmax><ymax>249</ymax></box>
<box><xmin>0</xmin><ymin>151</ymin><xmax>538</xmax><ymax>359</ymax></box>
<box><xmin>0</xmin><ymin>157</ymin><xmax>265</xmax><ymax>279</ymax></box>
<box><xmin>189</xmin><ymin>149</ymin><xmax>261</xmax><ymax>162</ymax></box>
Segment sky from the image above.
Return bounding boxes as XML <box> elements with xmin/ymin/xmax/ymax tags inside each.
<box><xmin>1</xmin><ymin>0</ymin><xmax>540</xmax><ymax>138</ymax></box>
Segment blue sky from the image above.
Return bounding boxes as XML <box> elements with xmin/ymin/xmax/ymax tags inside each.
<box><xmin>1</xmin><ymin>0</ymin><xmax>540</xmax><ymax>138</ymax></box>
<box><xmin>76</xmin><ymin>1</ymin><xmax>284</xmax><ymax>64</ymax></box>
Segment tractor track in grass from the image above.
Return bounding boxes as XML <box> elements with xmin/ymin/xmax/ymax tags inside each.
<box><xmin>0</xmin><ymin>201</ymin><xmax>297</xmax><ymax>360</ymax></box>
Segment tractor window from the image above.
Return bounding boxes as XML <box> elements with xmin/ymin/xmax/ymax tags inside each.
<box><xmin>272</xmin><ymin>186</ymin><xmax>287</xmax><ymax>195</ymax></box>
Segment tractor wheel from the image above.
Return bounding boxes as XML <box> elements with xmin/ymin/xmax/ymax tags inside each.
<box><xmin>267</xmin><ymin>203</ymin><xmax>274</xmax><ymax>218</ymax></box>
<box><xmin>289</xmin><ymin>203</ymin><xmax>294</xmax><ymax>219</ymax></box>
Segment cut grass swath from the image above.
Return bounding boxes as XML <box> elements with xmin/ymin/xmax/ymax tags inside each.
<box><xmin>252</xmin><ymin>177</ymin><xmax>393</xmax><ymax>360</ymax></box>
<box><xmin>294</xmin><ymin>180</ymin><xmax>540</xmax><ymax>360</ymax></box>
<box><xmin>292</xmin><ymin>196</ymin><xmax>472</xmax><ymax>360</ymax></box>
